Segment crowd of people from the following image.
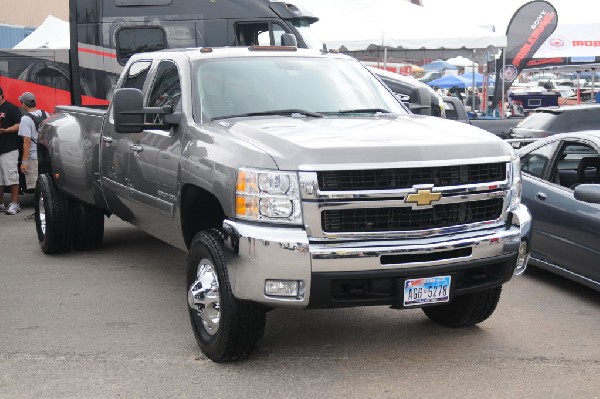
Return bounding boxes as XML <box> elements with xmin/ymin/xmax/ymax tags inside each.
<box><xmin>0</xmin><ymin>87</ymin><xmax>47</xmax><ymax>215</ymax></box>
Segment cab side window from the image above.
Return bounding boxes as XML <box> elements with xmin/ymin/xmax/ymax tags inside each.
<box><xmin>235</xmin><ymin>22</ymin><xmax>287</xmax><ymax>46</ymax></box>
<box><xmin>121</xmin><ymin>60</ymin><xmax>152</xmax><ymax>90</ymax></box>
<box><xmin>146</xmin><ymin>60</ymin><xmax>181</xmax><ymax>124</ymax></box>
<box><xmin>520</xmin><ymin>142</ymin><xmax>557</xmax><ymax>178</ymax></box>
<box><xmin>116</xmin><ymin>27</ymin><xmax>167</xmax><ymax>65</ymax></box>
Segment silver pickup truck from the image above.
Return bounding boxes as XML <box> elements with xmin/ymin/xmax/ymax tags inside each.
<box><xmin>35</xmin><ymin>46</ymin><xmax>532</xmax><ymax>362</ymax></box>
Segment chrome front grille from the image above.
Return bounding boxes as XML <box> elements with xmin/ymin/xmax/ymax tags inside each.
<box><xmin>300</xmin><ymin>160</ymin><xmax>512</xmax><ymax>240</ymax></box>
<box><xmin>321</xmin><ymin>198</ymin><xmax>504</xmax><ymax>233</ymax></box>
<box><xmin>317</xmin><ymin>163</ymin><xmax>506</xmax><ymax>191</ymax></box>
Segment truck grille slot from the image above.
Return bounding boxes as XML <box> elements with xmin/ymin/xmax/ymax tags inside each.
<box><xmin>317</xmin><ymin>163</ymin><xmax>506</xmax><ymax>191</ymax></box>
<box><xmin>321</xmin><ymin>198</ymin><xmax>504</xmax><ymax>233</ymax></box>
<box><xmin>380</xmin><ymin>248</ymin><xmax>472</xmax><ymax>265</ymax></box>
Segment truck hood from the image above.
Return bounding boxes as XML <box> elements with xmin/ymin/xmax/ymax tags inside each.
<box><xmin>216</xmin><ymin>115</ymin><xmax>513</xmax><ymax>170</ymax></box>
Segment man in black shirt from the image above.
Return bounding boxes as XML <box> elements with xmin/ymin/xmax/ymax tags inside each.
<box><xmin>0</xmin><ymin>87</ymin><xmax>22</xmax><ymax>215</ymax></box>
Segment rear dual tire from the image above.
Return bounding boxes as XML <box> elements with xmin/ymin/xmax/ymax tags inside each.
<box><xmin>35</xmin><ymin>174</ymin><xmax>104</xmax><ymax>254</ymax></box>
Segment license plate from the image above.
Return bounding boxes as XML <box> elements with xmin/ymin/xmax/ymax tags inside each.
<box><xmin>403</xmin><ymin>276</ymin><xmax>451</xmax><ymax>307</ymax></box>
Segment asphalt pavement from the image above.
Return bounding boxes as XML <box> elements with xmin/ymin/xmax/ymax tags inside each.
<box><xmin>1</xmin><ymin>193</ymin><xmax>599</xmax><ymax>398</ymax></box>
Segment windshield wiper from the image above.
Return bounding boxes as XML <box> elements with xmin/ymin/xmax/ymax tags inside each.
<box><xmin>332</xmin><ymin>108</ymin><xmax>393</xmax><ymax>115</ymax></box>
<box><xmin>212</xmin><ymin>109</ymin><xmax>323</xmax><ymax>121</ymax></box>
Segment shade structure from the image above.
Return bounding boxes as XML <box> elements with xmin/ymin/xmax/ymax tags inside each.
<box><xmin>446</xmin><ymin>56</ymin><xmax>477</xmax><ymax>68</ymax></box>
<box><xmin>422</xmin><ymin>60</ymin><xmax>459</xmax><ymax>71</ymax></box>
<box><xmin>294</xmin><ymin>0</ymin><xmax>507</xmax><ymax>51</ymax></box>
<box><xmin>427</xmin><ymin>74</ymin><xmax>495</xmax><ymax>89</ymax></box>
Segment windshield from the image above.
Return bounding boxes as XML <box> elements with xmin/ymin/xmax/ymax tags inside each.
<box><xmin>292</xmin><ymin>19</ymin><xmax>322</xmax><ymax>50</ymax></box>
<box><xmin>193</xmin><ymin>56</ymin><xmax>407</xmax><ymax>122</ymax></box>
<box><xmin>516</xmin><ymin>112</ymin><xmax>557</xmax><ymax>130</ymax></box>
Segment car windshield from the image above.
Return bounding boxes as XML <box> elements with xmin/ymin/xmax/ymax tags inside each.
<box><xmin>516</xmin><ymin>112</ymin><xmax>558</xmax><ymax>129</ymax></box>
<box><xmin>193</xmin><ymin>56</ymin><xmax>407</xmax><ymax>122</ymax></box>
<box><xmin>291</xmin><ymin>19</ymin><xmax>322</xmax><ymax>50</ymax></box>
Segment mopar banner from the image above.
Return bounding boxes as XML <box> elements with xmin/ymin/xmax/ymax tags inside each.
<box><xmin>491</xmin><ymin>1</ymin><xmax>558</xmax><ymax>110</ymax></box>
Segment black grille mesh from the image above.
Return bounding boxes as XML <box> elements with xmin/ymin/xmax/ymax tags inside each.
<box><xmin>322</xmin><ymin>198</ymin><xmax>504</xmax><ymax>233</ymax></box>
<box><xmin>317</xmin><ymin>163</ymin><xmax>506</xmax><ymax>191</ymax></box>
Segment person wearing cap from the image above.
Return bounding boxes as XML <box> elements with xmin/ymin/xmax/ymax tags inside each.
<box><xmin>18</xmin><ymin>92</ymin><xmax>47</xmax><ymax>213</ymax></box>
<box><xmin>0</xmin><ymin>86</ymin><xmax>22</xmax><ymax>215</ymax></box>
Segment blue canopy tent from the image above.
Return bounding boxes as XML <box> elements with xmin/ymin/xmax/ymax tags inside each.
<box><xmin>421</xmin><ymin>59</ymin><xmax>459</xmax><ymax>71</ymax></box>
<box><xmin>427</xmin><ymin>73</ymin><xmax>494</xmax><ymax>89</ymax></box>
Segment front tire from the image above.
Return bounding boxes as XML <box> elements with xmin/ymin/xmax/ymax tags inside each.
<box><xmin>35</xmin><ymin>174</ymin><xmax>72</xmax><ymax>254</ymax></box>
<box><xmin>187</xmin><ymin>230</ymin><xmax>266</xmax><ymax>362</ymax></box>
<box><xmin>422</xmin><ymin>286</ymin><xmax>502</xmax><ymax>327</ymax></box>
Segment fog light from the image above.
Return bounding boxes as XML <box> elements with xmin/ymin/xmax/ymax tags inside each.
<box><xmin>514</xmin><ymin>240</ymin><xmax>529</xmax><ymax>276</ymax></box>
<box><xmin>265</xmin><ymin>280</ymin><xmax>300</xmax><ymax>297</ymax></box>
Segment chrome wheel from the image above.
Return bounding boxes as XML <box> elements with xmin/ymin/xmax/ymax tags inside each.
<box><xmin>38</xmin><ymin>193</ymin><xmax>46</xmax><ymax>235</ymax></box>
<box><xmin>188</xmin><ymin>259</ymin><xmax>221</xmax><ymax>335</ymax></box>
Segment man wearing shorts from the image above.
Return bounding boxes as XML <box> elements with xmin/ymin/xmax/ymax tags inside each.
<box><xmin>18</xmin><ymin>92</ymin><xmax>46</xmax><ymax>204</ymax></box>
<box><xmin>0</xmin><ymin>87</ymin><xmax>22</xmax><ymax>215</ymax></box>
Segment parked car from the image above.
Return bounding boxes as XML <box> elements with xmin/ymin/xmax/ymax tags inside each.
<box><xmin>509</xmin><ymin>104</ymin><xmax>600</xmax><ymax>140</ymax></box>
<box><xmin>368</xmin><ymin>67</ymin><xmax>445</xmax><ymax>117</ymax></box>
<box><xmin>518</xmin><ymin>131</ymin><xmax>600</xmax><ymax>291</ymax></box>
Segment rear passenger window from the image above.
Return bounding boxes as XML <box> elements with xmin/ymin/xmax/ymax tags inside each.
<box><xmin>116</xmin><ymin>27</ymin><xmax>167</xmax><ymax>65</ymax></box>
<box><xmin>573</xmin><ymin>110</ymin><xmax>600</xmax><ymax>131</ymax></box>
<box><xmin>521</xmin><ymin>142</ymin><xmax>557</xmax><ymax>178</ymax></box>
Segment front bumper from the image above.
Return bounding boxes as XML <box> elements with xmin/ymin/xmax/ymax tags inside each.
<box><xmin>222</xmin><ymin>204</ymin><xmax>532</xmax><ymax>309</ymax></box>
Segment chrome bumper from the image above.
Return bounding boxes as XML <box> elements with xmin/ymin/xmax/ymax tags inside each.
<box><xmin>222</xmin><ymin>204</ymin><xmax>532</xmax><ymax>309</ymax></box>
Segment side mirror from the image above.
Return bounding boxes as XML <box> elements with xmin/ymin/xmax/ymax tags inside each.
<box><xmin>163</xmin><ymin>112</ymin><xmax>181</xmax><ymax>125</ymax></box>
<box><xmin>574</xmin><ymin>184</ymin><xmax>600</xmax><ymax>204</ymax></box>
<box><xmin>113</xmin><ymin>88</ymin><xmax>144</xmax><ymax>133</ymax></box>
<box><xmin>281</xmin><ymin>34</ymin><xmax>298</xmax><ymax>47</ymax></box>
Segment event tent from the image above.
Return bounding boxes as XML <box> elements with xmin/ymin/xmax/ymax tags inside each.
<box><xmin>426</xmin><ymin>73</ymin><xmax>494</xmax><ymax>89</ymax></box>
<box><xmin>533</xmin><ymin>23</ymin><xmax>600</xmax><ymax>59</ymax></box>
<box><xmin>422</xmin><ymin>60</ymin><xmax>458</xmax><ymax>71</ymax></box>
<box><xmin>294</xmin><ymin>0</ymin><xmax>506</xmax><ymax>51</ymax></box>
<box><xmin>13</xmin><ymin>15</ymin><xmax>69</xmax><ymax>49</ymax></box>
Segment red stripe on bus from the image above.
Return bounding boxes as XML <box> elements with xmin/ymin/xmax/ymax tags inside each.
<box><xmin>0</xmin><ymin>76</ymin><xmax>110</xmax><ymax>112</ymax></box>
<box><xmin>79</xmin><ymin>47</ymin><xmax>117</xmax><ymax>59</ymax></box>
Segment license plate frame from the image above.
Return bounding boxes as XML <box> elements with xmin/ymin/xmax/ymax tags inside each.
<box><xmin>403</xmin><ymin>275</ymin><xmax>451</xmax><ymax>307</ymax></box>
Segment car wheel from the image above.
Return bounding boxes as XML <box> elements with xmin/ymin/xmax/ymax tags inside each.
<box><xmin>422</xmin><ymin>286</ymin><xmax>502</xmax><ymax>327</ymax></box>
<box><xmin>187</xmin><ymin>230</ymin><xmax>266</xmax><ymax>362</ymax></box>
<box><xmin>35</xmin><ymin>174</ymin><xmax>72</xmax><ymax>254</ymax></box>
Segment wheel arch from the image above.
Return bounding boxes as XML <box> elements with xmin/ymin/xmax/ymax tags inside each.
<box><xmin>180</xmin><ymin>184</ymin><xmax>226</xmax><ymax>250</ymax></box>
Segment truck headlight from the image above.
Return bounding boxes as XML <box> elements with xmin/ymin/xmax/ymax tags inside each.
<box><xmin>236</xmin><ymin>168</ymin><xmax>302</xmax><ymax>225</ymax></box>
<box><xmin>509</xmin><ymin>157</ymin><xmax>522</xmax><ymax>210</ymax></box>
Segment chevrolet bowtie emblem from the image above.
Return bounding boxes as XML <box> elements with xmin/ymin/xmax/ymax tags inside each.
<box><xmin>405</xmin><ymin>189</ymin><xmax>442</xmax><ymax>206</ymax></box>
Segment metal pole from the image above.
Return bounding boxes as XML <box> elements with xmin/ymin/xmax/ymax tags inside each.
<box><xmin>577</xmin><ymin>70</ymin><xmax>581</xmax><ymax>105</ymax></box>
<box><xmin>472</xmin><ymin>50</ymin><xmax>476</xmax><ymax>113</ymax></box>
<box><xmin>501</xmin><ymin>50</ymin><xmax>506</xmax><ymax>119</ymax></box>
<box><xmin>384</xmin><ymin>47</ymin><xmax>388</xmax><ymax>71</ymax></box>
<box><xmin>592</xmin><ymin>68</ymin><xmax>596</xmax><ymax>103</ymax></box>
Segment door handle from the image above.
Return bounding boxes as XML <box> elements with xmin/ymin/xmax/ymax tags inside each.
<box><xmin>129</xmin><ymin>144</ymin><xmax>144</xmax><ymax>153</ymax></box>
<box><xmin>535</xmin><ymin>191</ymin><xmax>547</xmax><ymax>200</ymax></box>
<box><xmin>102</xmin><ymin>136</ymin><xmax>114</xmax><ymax>144</ymax></box>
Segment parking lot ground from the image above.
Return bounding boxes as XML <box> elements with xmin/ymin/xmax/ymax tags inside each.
<box><xmin>1</xmin><ymin>194</ymin><xmax>599</xmax><ymax>398</ymax></box>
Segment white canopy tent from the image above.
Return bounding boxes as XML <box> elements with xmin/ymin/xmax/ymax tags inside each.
<box><xmin>533</xmin><ymin>23</ymin><xmax>600</xmax><ymax>59</ymax></box>
<box><xmin>13</xmin><ymin>15</ymin><xmax>69</xmax><ymax>49</ymax></box>
<box><xmin>295</xmin><ymin>0</ymin><xmax>506</xmax><ymax>51</ymax></box>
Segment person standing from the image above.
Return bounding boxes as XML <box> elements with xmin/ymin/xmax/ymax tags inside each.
<box><xmin>18</xmin><ymin>92</ymin><xmax>47</xmax><ymax>200</ymax></box>
<box><xmin>0</xmin><ymin>87</ymin><xmax>22</xmax><ymax>215</ymax></box>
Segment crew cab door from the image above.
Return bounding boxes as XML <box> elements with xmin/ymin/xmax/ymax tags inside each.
<box><xmin>100</xmin><ymin>59</ymin><xmax>153</xmax><ymax>221</ymax></box>
<box><xmin>126</xmin><ymin>60</ymin><xmax>182</xmax><ymax>235</ymax></box>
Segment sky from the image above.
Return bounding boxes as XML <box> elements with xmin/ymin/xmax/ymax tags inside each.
<box><xmin>421</xmin><ymin>0</ymin><xmax>600</xmax><ymax>33</ymax></box>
